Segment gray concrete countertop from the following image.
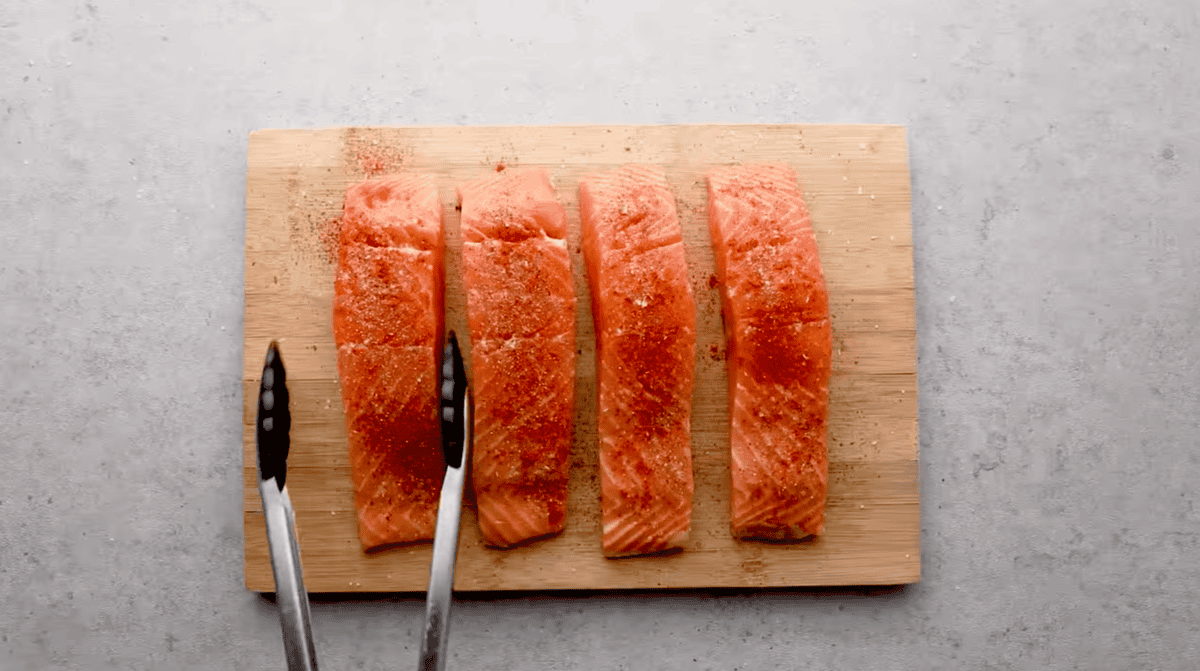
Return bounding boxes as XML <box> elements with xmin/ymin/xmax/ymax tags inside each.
<box><xmin>2</xmin><ymin>1</ymin><xmax>1197</xmax><ymax>669</ymax></box>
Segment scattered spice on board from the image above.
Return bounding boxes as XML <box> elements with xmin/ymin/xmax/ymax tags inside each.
<box><xmin>342</xmin><ymin>130</ymin><xmax>408</xmax><ymax>178</ymax></box>
<box><xmin>319</xmin><ymin>216</ymin><xmax>341</xmax><ymax>264</ymax></box>
<box><xmin>357</xmin><ymin>151</ymin><xmax>387</xmax><ymax>175</ymax></box>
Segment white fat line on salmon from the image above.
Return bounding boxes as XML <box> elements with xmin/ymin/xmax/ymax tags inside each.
<box><xmin>465</xmin><ymin>234</ymin><xmax>567</xmax><ymax>246</ymax></box>
<box><xmin>345</xmin><ymin>241</ymin><xmax>430</xmax><ymax>255</ymax></box>
<box><xmin>474</xmin><ymin>332</ymin><xmax>572</xmax><ymax>347</ymax></box>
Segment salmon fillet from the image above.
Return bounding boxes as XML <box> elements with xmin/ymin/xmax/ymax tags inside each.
<box><xmin>334</xmin><ymin>174</ymin><xmax>445</xmax><ymax>550</ymax></box>
<box><xmin>579</xmin><ymin>165</ymin><xmax>697</xmax><ymax>557</ymax></box>
<box><xmin>707</xmin><ymin>165</ymin><xmax>831</xmax><ymax>540</ymax></box>
<box><xmin>457</xmin><ymin>169</ymin><xmax>577</xmax><ymax>547</ymax></box>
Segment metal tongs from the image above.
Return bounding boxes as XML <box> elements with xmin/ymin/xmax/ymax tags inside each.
<box><xmin>418</xmin><ymin>331</ymin><xmax>473</xmax><ymax>671</ymax></box>
<box><xmin>255</xmin><ymin>335</ymin><xmax>469</xmax><ymax>671</ymax></box>
<box><xmin>256</xmin><ymin>342</ymin><xmax>319</xmax><ymax>671</ymax></box>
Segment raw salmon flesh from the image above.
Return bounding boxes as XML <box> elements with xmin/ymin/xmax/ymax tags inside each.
<box><xmin>579</xmin><ymin>164</ymin><xmax>697</xmax><ymax>557</ymax></box>
<box><xmin>458</xmin><ymin>169</ymin><xmax>577</xmax><ymax>547</ymax></box>
<box><xmin>707</xmin><ymin>164</ymin><xmax>832</xmax><ymax>540</ymax></box>
<box><xmin>334</xmin><ymin>174</ymin><xmax>446</xmax><ymax>550</ymax></box>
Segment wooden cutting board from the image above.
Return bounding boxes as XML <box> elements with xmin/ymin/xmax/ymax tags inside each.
<box><xmin>243</xmin><ymin>124</ymin><xmax>918</xmax><ymax>592</ymax></box>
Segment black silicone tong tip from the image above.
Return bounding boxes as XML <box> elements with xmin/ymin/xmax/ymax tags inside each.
<box><xmin>440</xmin><ymin>331</ymin><xmax>468</xmax><ymax>470</ymax></box>
<box><xmin>257</xmin><ymin>340</ymin><xmax>291</xmax><ymax>490</ymax></box>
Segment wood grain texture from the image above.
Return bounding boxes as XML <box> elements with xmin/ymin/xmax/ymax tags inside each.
<box><xmin>244</xmin><ymin>124</ymin><xmax>918</xmax><ymax>592</ymax></box>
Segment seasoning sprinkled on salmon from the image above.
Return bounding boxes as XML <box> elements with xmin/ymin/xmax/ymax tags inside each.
<box><xmin>334</xmin><ymin>174</ymin><xmax>445</xmax><ymax>551</ymax></box>
<box><xmin>580</xmin><ymin>164</ymin><xmax>697</xmax><ymax>557</ymax></box>
<box><xmin>458</xmin><ymin>169</ymin><xmax>577</xmax><ymax>548</ymax></box>
<box><xmin>707</xmin><ymin>164</ymin><xmax>831</xmax><ymax>541</ymax></box>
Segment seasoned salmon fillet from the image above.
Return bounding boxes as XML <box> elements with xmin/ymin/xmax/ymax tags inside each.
<box><xmin>579</xmin><ymin>164</ymin><xmax>697</xmax><ymax>557</ymax></box>
<box><xmin>707</xmin><ymin>164</ymin><xmax>831</xmax><ymax>540</ymax></box>
<box><xmin>457</xmin><ymin>169</ymin><xmax>577</xmax><ymax>547</ymax></box>
<box><xmin>334</xmin><ymin>174</ymin><xmax>445</xmax><ymax>550</ymax></box>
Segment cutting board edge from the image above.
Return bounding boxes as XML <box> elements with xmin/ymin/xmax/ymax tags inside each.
<box><xmin>248</xmin><ymin>121</ymin><xmax>911</xmax><ymax>136</ymax></box>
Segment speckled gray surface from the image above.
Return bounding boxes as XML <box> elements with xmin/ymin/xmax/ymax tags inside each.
<box><xmin>2</xmin><ymin>1</ymin><xmax>1198</xmax><ymax>669</ymax></box>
